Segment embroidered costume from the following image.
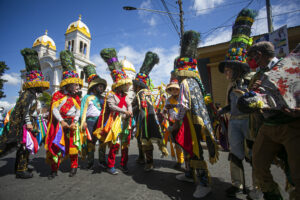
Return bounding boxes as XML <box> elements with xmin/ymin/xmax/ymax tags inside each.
<box><xmin>80</xmin><ymin>64</ymin><xmax>107</xmax><ymax>169</ymax></box>
<box><xmin>94</xmin><ymin>48</ymin><xmax>133</xmax><ymax>174</ymax></box>
<box><xmin>0</xmin><ymin>48</ymin><xmax>49</xmax><ymax>178</ymax></box>
<box><xmin>172</xmin><ymin>30</ymin><xmax>218</xmax><ymax>199</ymax></box>
<box><xmin>45</xmin><ymin>50</ymin><xmax>83</xmax><ymax>179</ymax></box>
<box><xmin>132</xmin><ymin>51</ymin><xmax>168</xmax><ymax>171</ymax></box>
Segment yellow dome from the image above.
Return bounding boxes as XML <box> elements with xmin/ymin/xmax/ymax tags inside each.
<box><xmin>66</xmin><ymin>15</ymin><xmax>91</xmax><ymax>39</ymax></box>
<box><xmin>121</xmin><ymin>58</ymin><xmax>136</xmax><ymax>73</ymax></box>
<box><xmin>32</xmin><ymin>30</ymin><xmax>56</xmax><ymax>50</ymax></box>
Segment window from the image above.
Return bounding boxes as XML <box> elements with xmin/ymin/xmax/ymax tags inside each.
<box><xmin>67</xmin><ymin>41</ymin><xmax>71</xmax><ymax>51</ymax></box>
<box><xmin>84</xmin><ymin>43</ymin><xmax>87</xmax><ymax>55</ymax></box>
<box><xmin>79</xmin><ymin>41</ymin><xmax>83</xmax><ymax>53</ymax></box>
<box><xmin>71</xmin><ymin>40</ymin><xmax>74</xmax><ymax>52</ymax></box>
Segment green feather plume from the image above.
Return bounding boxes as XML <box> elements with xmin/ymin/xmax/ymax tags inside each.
<box><xmin>21</xmin><ymin>48</ymin><xmax>41</xmax><ymax>72</ymax></box>
<box><xmin>83</xmin><ymin>64</ymin><xmax>97</xmax><ymax>78</ymax></box>
<box><xmin>180</xmin><ymin>30</ymin><xmax>200</xmax><ymax>58</ymax></box>
<box><xmin>60</xmin><ymin>50</ymin><xmax>76</xmax><ymax>71</ymax></box>
<box><xmin>139</xmin><ymin>51</ymin><xmax>159</xmax><ymax>75</ymax></box>
<box><xmin>100</xmin><ymin>48</ymin><xmax>122</xmax><ymax>71</ymax></box>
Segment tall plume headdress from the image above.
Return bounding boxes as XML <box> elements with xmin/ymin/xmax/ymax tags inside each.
<box><xmin>133</xmin><ymin>51</ymin><xmax>159</xmax><ymax>89</ymax></box>
<box><xmin>83</xmin><ymin>64</ymin><xmax>107</xmax><ymax>92</ymax></box>
<box><xmin>100</xmin><ymin>48</ymin><xmax>132</xmax><ymax>90</ymax></box>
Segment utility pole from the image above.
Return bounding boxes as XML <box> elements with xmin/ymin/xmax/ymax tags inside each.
<box><xmin>178</xmin><ymin>0</ymin><xmax>184</xmax><ymax>42</ymax></box>
<box><xmin>266</xmin><ymin>0</ymin><xmax>273</xmax><ymax>32</ymax></box>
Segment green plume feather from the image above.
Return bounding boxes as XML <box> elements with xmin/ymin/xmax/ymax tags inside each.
<box><xmin>180</xmin><ymin>30</ymin><xmax>200</xmax><ymax>58</ymax></box>
<box><xmin>139</xmin><ymin>51</ymin><xmax>159</xmax><ymax>75</ymax></box>
<box><xmin>83</xmin><ymin>64</ymin><xmax>97</xmax><ymax>78</ymax></box>
<box><xmin>60</xmin><ymin>50</ymin><xmax>76</xmax><ymax>71</ymax></box>
<box><xmin>21</xmin><ymin>48</ymin><xmax>41</xmax><ymax>72</ymax></box>
<box><xmin>100</xmin><ymin>48</ymin><xmax>122</xmax><ymax>71</ymax></box>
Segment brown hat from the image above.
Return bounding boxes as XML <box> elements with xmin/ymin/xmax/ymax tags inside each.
<box><xmin>166</xmin><ymin>79</ymin><xmax>180</xmax><ymax>95</ymax></box>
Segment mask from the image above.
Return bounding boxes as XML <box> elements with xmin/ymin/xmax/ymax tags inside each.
<box><xmin>248</xmin><ymin>58</ymin><xmax>258</xmax><ymax>69</ymax></box>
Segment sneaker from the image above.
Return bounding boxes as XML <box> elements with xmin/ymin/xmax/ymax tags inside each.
<box><xmin>176</xmin><ymin>173</ymin><xmax>194</xmax><ymax>183</ymax></box>
<box><xmin>119</xmin><ymin>165</ymin><xmax>129</xmax><ymax>173</ymax></box>
<box><xmin>144</xmin><ymin>163</ymin><xmax>154</xmax><ymax>172</ymax></box>
<box><xmin>16</xmin><ymin>170</ymin><xmax>33</xmax><ymax>179</ymax></box>
<box><xmin>226</xmin><ymin>186</ymin><xmax>242</xmax><ymax>197</ymax></box>
<box><xmin>193</xmin><ymin>184</ymin><xmax>212</xmax><ymax>198</ymax></box>
<box><xmin>107</xmin><ymin>167</ymin><xmax>118</xmax><ymax>175</ymax></box>
<box><xmin>248</xmin><ymin>189</ymin><xmax>263</xmax><ymax>200</ymax></box>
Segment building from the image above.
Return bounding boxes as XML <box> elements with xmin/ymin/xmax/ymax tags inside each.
<box><xmin>20</xmin><ymin>15</ymin><xmax>94</xmax><ymax>95</ymax></box>
<box><xmin>197</xmin><ymin>25</ymin><xmax>300</xmax><ymax>106</ymax></box>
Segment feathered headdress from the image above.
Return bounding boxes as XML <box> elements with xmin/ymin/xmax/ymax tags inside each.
<box><xmin>133</xmin><ymin>51</ymin><xmax>159</xmax><ymax>89</ymax></box>
<box><xmin>219</xmin><ymin>8</ymin><xmax>257</xmax><ymax>75</ymax></box>
<box><xmin>100</xmin><ymin>48</ymin><xmax>132</xmax><ymax>90</ymax></box>
<box><xmin>173</xmin><ymin>30</ymin><xmax>200</xmax><ymax>78</ymax></box>
<box><xmin>83</xmin><ymin>64</ymin><xmax>107</xmax><ymax>92</ymax></box>
<box><xmin>21</xmin><ymin>48</ymin><xmax>50</xmax><ymax>90</ymax></box>
<box><xmin>59</xmin><ymin>50</ymin><xmax>83</xmax><ymax>88</ymax></box>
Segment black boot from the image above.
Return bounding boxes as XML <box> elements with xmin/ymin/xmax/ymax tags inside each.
<box><xmin>263</xmin><ymin>192</ymin><xmax>283</xmax><ymax>200</ymax></box>
<box><xmin>69</xmin><ymin>168</ymin><xmax>77</xmax><ymax>177</ymax></box>
<box><xmin>48</xmin><ymin>171</ymin><xmax>57</xmax><ymax>180</ymax></box>
<box><xmin>16</xmin><ymin>170</ymin><xmax>33</xmax><ymax>179</ymax></box>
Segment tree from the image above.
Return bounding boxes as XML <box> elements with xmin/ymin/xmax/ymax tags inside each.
<box><xmin>0</xmin><ymin>61</ymin><xmax>9</xmax><ymax>99</ymax></box>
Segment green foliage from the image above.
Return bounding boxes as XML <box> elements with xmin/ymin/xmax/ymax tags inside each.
<box><xmin>0</xmin><ymin>61</ymin><xmax>9</xmax><ymax>99</ymax></box>
<box><xmin>38</xmin><ymin>91</ymin><xmax>52</xmax><ymax>108</ymax></box>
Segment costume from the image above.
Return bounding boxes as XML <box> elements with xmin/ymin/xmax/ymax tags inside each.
<box><xmin>0</xmin><ymin>48</ymin><xmax>49</xmax><ymax>178</ymax></box>
<box><xmin>94</xmin><ymin>48</ymin><xmax>133</xmax><ymax>174</ymax></box>
<box><xmin>172</xmin><ymin>31</ymin><xmax>218</xmax><ymax>198</ymax></box>
<box><xmin>132</xmin><ymin>51</ymin><xmax>168</xmax><ymax>171</ymax></box>
<box><xmin>218</xmin><ymin>9</ymin><xmax>260</xmax><ymax>198</ymax></box>
<box><xmin>238</xmin><ymin>44</ymin><xmax>300</xmax><ymax>200</ymax></box>
<box><xmin>80</xmin><ymin>64</ymin><xmax>107</xmax><ymax>169</ymax></box>
<box><xmin>162</xmin><ymin>79</ymin><xmax>184</xmax><ymax>167</ymax></box>
<box><xmin>45</xmin><ymin>50</ymin><xmax>83</xmax><ymax>179</ymax></box>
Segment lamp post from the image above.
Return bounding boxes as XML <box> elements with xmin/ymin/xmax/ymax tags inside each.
<box><xmin>123</xmin><ymin>5</ymin><xmax>184</xmax><ymax>42</ymax></box>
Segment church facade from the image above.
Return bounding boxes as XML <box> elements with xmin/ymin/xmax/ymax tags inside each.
<box><xmin>20</xmin><ymin>15</ymin><xmax>94</xmax><ymax>96</ymax></box>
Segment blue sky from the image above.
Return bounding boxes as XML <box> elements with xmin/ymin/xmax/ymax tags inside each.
<box><xmin>0</xmin><ymin>0</ymin><xmax>300</xmax><ymax>109</ymax></box>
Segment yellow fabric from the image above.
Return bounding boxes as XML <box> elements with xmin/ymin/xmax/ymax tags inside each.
<box><xmin>22</xmin><ymin>81</ymin><xmax>50</xmax><ymax>90</ymax></box>
<box><xmin>175</xmin><ymin>145</ymin><xmax>184</xmax><ymax>164</ymax></box>
<box><xmin>187</xmin><ymin>111</ymin><xmax>200</xmax><ymax>159</ymax></box>
<box><xmin>112</xmin><ymin>78</ymin><xmax>132</xmax><ymax>90</ymax></box>
<box><xmin>69</xmin><ymin>147</ymin><xmax>79</xmax><ymax>155</ymax></box>
<box><xmin>80</xmin><ymin>95</ymin><xmax>95</xmax><ymax>131</ymax></box>
<box><xmin>60</xmin><ymin>77</ymin><xmax>83</xmax><ymax>88</ymax></box>
<box><xmin>168</xmin><ymin>96</ymin><xmax>178</xmax><ymax>113</ymax></box>
<box><xmin>104</xmin><ymin>115</ymin><xmax>122</xmax><ymax>144</ymax></box>
<box><xmin>174</xmin><ymin>70</ymin><xmax>200</xmax><ymax>78</ymax></box>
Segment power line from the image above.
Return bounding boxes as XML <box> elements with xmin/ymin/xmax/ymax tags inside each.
<box><xmin>160</xmin><ymin>0</ymin><xmax>181</xmax><ymax>38</ymax></box>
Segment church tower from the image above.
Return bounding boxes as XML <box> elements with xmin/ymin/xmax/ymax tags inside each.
<box><xmin>65</xmin><ymin>15</ymin><xmax>91</xmax><ymax>60</ymax></box>
<box><xmin>32</xmin><ymin>30</ymin><xmax>56</xmax><ymax>59</ymax></box>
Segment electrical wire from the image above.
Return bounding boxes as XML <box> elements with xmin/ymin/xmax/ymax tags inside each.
<box><xmin>160</xmin><ymin>0</ymin><xmax>181</xmax><ymax>38</ymax></box>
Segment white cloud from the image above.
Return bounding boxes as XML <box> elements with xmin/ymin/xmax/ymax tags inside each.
<box><xmin>0</xmin><ymin>101</ymin><xmax>15</xmax><ymax>111</ymax></box>
<box><xmin>2</xmin><ymin>73</ymin><xmax>21</xmax><ymax>85</ymax></box>
<box><xmin>200</xmin><ymin>27</ymin><xmax>231</xmax><ymax>47</ymax></box>
<box><xmin>138</xmin><ymin>0</ymin><xmax>158</xmax><ymax>27</ymax></box>
<box><xmin>90</xmin><ymin>45</ymin><xmax>180</xmax><ymax>87</ymax></box>
<box><xmin>191</xmin><ymin>0</ymin><xmax>225</xmax><ymax>15</ymax></box>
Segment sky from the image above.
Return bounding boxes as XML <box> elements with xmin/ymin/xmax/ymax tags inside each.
<box><xmin>0</xmin><ymin>0</ymin><xmax>300</xmax><ymax>110</ymax></box>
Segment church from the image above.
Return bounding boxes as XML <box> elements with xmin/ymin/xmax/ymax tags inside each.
<box><xmin>20</xmin><ymin>15</ymin><xmax>137</xmax><ymax>97</ymax></box>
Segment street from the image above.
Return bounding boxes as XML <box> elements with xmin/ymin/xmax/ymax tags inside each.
<box><xmin>0</xmin><ymin>139</ymin><xmax>288</xmax><ymax>200</ymax></box>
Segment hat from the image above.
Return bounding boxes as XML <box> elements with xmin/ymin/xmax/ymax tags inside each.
<box><xmin>166</xmin><ymin>79</ymin><xmax>180</xmax><ymax>95</ymax></box>
<box><xmin>218</xmin><ymin>9</ymin><xmax>257</xmax><ymax>74</ymax></box>
<box><xmin>21</xmin><ymin>48</ymin><xmax>50</xmax><ymax>90</ymax></box>
<box><xmin>100</xmin><ymin>48</ymin><xmax>132</xmax><ymax>90</ymax></box>
<box><xmin>173</xmin><ymin>31</ymin><xmax>200</xmax><ymax>78</ymax></box>
<box><xmin>59</xmin><ymin>50</ymin><xmax>83</xmax><ymax>88</ymax></box>
<box><xmin>133</xmin><ymin>51</ymin><xmax>159</xmax><ymax>89</ymax></box>
<box><xmin>83</xmin><ymin>64</ymin><xmax>107</xmax><ymax>92</ymax></box>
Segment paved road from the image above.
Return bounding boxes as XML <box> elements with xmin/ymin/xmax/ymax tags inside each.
<box><xmin>0</xmin><ymin>140</ymin><xmax>287</xmax><ymax>200</ymax></box>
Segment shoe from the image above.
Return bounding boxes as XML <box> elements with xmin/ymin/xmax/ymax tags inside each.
<box><xmin>248</xmin><ymin>188</ymin><xmax>263</xmax><ymax>200</ymax></box>
<box><xmin>48</xmin><ymin>171</ymin><xmax>57</xmax><ymax>180</ymax></box>
<box><xmin>193</xmin><ymin>184</ymin><xmax>212</xmax><ymax>198</ymax></box>
<box><xmin>107</xmin><ymin>167</ymin><xmax>118</xmax><ymax>175</ymax></box>
<box><xmin>27</xmin><ymin>164</ymin><xmax>34</xmax><ymax>172</ymax></box>
<box><xmin>98</xmin><ymin>161</ymin><xmax>107</xmax><ymax>169</ymax></box>
<box><xmin>136</xmin><ymin>157</ymin><xmax>145</xmax><ymax>165</ymax></box>
<box><xmin>85</xmin><ymin>162</ymin><xmax>94</xmax><ymax>170</ymax></box>
<box><xmin>69</xmin><ymin>168</ymin><xmax>77</xmax><ymax>177</ymax></box>
<box><xmin>119</xmin><ymin>165</ymin><xmax>129</xmax><ymax>173</ymax></box>
<box><xmin>263</xmin><ymin>192</ymin><xmax>283</xmax><ymax>200</ymax></box>
<box><xmin>16</xmin><ymin>170</ymin><xmax>33</xmax><ymax>179</ymax></box>
<box><xmin>226</xmin><ymin>186</ymin><xmax>242</xmax><ymax>197</ymax></box>
<box><xmin>175</xmin><ymin>173</ymin><xmax>194</xmax><ymax>183</ymax></box>
<box><xmin>144</xmin><ymin>163</ymin><xmax>154</xmax><ymax>172</ymax></box>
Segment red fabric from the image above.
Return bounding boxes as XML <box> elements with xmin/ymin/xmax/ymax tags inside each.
<box><xmin>29</xmin><ymin>132</ymin><xmax>39</xmax><ymax>154</ymax></box>
<box><xmin>51</xmin><ymin>154</ymin><xmax>78</xmax><ymax>171</ymax></box>
<box><xmin>120</xmin><ymin>147</ymin><xmax>128</xmax><ymax>167</ymax></box>
<box><xmin>175</xmin><ymin>115</ymin><xmax>194</xmax><ymax>157</ymax></box>
<box><xmin>115</xmin><ymin>93</ymin><xmax>128</xmax><ymax>109</ymax></box>
<box><xmin>51</xmin><ymin>157</ymin><xmax>61</xmax><ymax>172</ymax></box>
<box><xmin>107</xmin><ymin>143</ymin><xmax>120</xmax><ymax>168</ymax></box>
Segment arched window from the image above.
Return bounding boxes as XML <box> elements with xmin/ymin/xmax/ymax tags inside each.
<box><xmin>71</xmin><ymin>40</ymin><xmax>74</xmax><ymax>52</ymax></box>
<box><xmin>79</xmin><ymin>41</ymin><xmax>83</xmax><ymax>53</ymax></box>
<box><xmin>83</xmin><ymin>43</ymin><xmax>87</xmax><ymax>55</ymax></box>
<box><xmin>67</xmin><ymin>41</ymin><xmax>71</xmax><ymax>51</ymax></box>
